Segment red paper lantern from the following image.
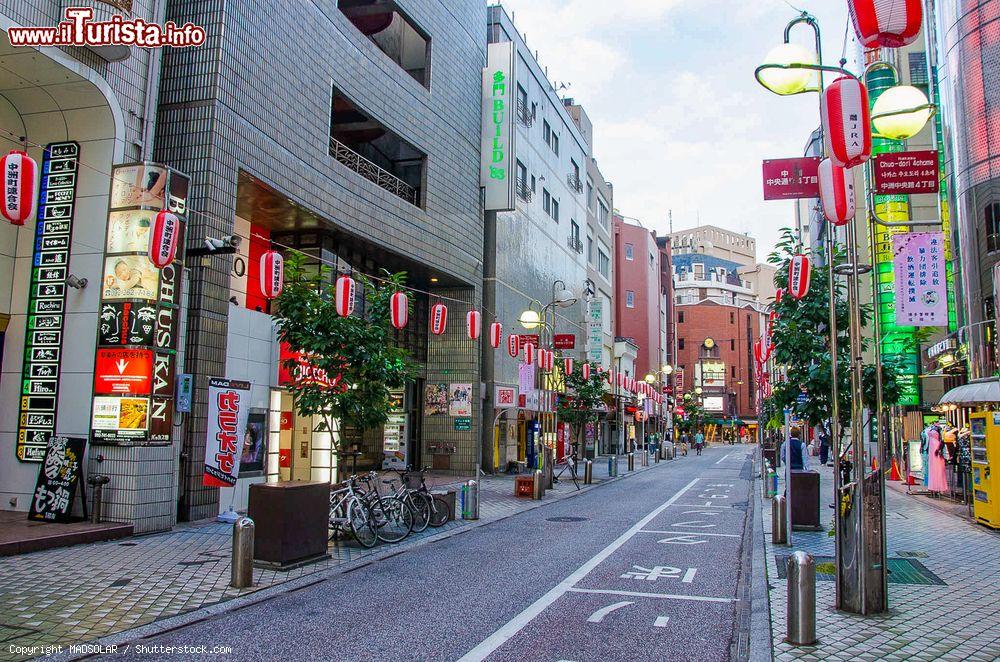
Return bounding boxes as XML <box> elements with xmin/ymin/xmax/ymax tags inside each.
<box><xmin>775</xmin><ymin>288</ymin><xmax>784</xmax><ymax>304</ymax></box>
<box><xmin>430</xmin><ymin>302</ymin><xmax>448</xmax><ymax>335</ymax></box>
<box><xmin>582</xmin><ymin>362</ymin><xmax>590</xmax><ymax>380</ymax></box>
<box><xmin>538</xmin><ymin>348</ymin><xmax>549</xmax><ymax>369</ymax></box>
<box><xmin>148</xmin><ymin>210</ymin><xmax>180</xmax><ymax>269</ymax></box>
<box><xmin>335</xmin><ymin>276</ymin><xmax>356</xmax><ymax>317</ymax></box>
<box><xmin>546</xmin><ymin>351</ymin><xmax>554</xmax><ymax>371</ymax></box>
<box><xmin>821</xmin><ymin>76</ymin><xmax>872</xmax><ymax>169</ymax></box>
<box><xmin>848</xmin><ymin>0</ymin><xmax>922</xmax><ymax>48</ymax></box>
<box><xmin>754</xmin><ymin>339</ymin><xmax>764</xmax><ymax>367</ymax></box>
<box><xmin>390</xmin><ymin>291</ymin><xmax>408</xmax><ymax>329</ymax></box>
<box><xmin>489</xmin><ymin>321</ymin><xmax>502</xmax><ymax>348</ymax></box>
<box><xmin>788</xmin><ymin>254</ymin><xmax>812</xmax><ymax>300</ymax></box>
<box><xmin>467</xmin><ymin>310</ymin><xmax>481</xmax><ymax>340</ymax></box>
<box><xmin>0</xmin><ymin>150</ymin><xmax>37</xmax><ymax>226</ymax></box>
<box><xmin>259</xmin><ymin>250</ymin><xmax>283</xmax><ymax>300</ymax></box>
<box><xmin>818</xmin><ymin>159</ymin><xmax>856</xmax><ymax>226</ymax></box>
<box><xmin>524</xmin><ymin>342</ymin><xmax>535</xmax><ymax>365</ymax></box>
<box><xmin>507</xmin><ymin>334</ymin><xmax>520</xmax><ymax>358</ymax></box>
<box><xmin>563</xmin><ymin>358</ymin><xmax>573</xmax><ymax>375</ymax></box>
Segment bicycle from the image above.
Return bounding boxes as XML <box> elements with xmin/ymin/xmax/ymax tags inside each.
<box><xmin>553</xmin><ymin>454</ymin><xmax>580</xmax><ymax>490</ymax></box>
<box><xmin>384</xmin><ymin>469</ymin><xmax>433</xmax><ymax>533</ymax></box>
<box><xmin>329</xmin><ymin>475</ymin><xmax>378</xmax><ymax>548</ymax></box>
<box><xmin>356</xmin><ymin>471</ymin><xmax>414</xmax><ymax>543</ymax></box>
<box><xmin>405</xmin><ymin>466</ymin><xmax>451</xmax><ymax>527</ymax></box>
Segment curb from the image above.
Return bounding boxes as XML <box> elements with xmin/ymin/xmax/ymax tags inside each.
<box><xmin>748</xmin><ymin>452</ymin><xmax>775</xmax><ymax>662</ymax></box>
<box><xmin>56</xmin><ymin>456</ymin><xmax>674</xmax><ymax>659</ymax></box>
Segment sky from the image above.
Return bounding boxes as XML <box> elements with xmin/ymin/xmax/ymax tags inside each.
<box><xmin>496</xmin><ymin>0</ymin><xmax>851</xmax><ymax>259</ymax></box>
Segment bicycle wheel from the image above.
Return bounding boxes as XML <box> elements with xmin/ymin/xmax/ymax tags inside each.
<box><xmin>375</xmin><ymin>496</ymin><xmax>413</xmax><ymax>543</ymax></box>
<box><xmin>407</xmin><ymin>491</ymin><xmax>431</xmax><ymax>533</ymax></box>
<box><xmin>347</xmin><ymin>498</ymin><xmax>378</xmax><ymax>549</ymax></box>
<box><xmin>428</xmin><ymin>494</ymin><xmax>451</xmax><ymax>527</ymax></box>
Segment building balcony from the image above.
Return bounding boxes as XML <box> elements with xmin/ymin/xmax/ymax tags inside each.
<box><xmin>567</xmin><ymin>173</ymin><xmax>584</xmax><ymax>194</ymax></box>
<box><xmin>517</xmin><ymin>99</ymin><xmax>534</xmax><ymax>128</ymax></box>
<box><xmin>329</xmin><ymin>136</ymin><xmax>419</xmax><ymax>207</ymax></box>
<box><xmin>516</xmin><ymin>180</ymin><xmax>532</xmax><ymax>202</ymax></box>
<box><xmin>567</xmin><ymin>235</ymin><xmax>584</xmax><ymax>253</ymax></box>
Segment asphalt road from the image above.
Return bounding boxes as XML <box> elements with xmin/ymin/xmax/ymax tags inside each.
<box><xmin>108</xmin><ymin>445</ymin><xmax>755</xmax><ymax>662</ymax></box>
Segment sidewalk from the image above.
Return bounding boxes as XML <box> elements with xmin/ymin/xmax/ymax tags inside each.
<box><xmin>0</xmin><ymin>453</ymin><xmax>662</xmax><ymax>659</ymax></box>
<box><xmin>758</xmin><ymin>460</ymin><xmax>1000</xmax><ymax>661</ymax></box>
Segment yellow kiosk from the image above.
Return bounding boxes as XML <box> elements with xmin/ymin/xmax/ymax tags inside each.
<box><xmin>970</xmin><ymin>412</ymin><xmax>1000</xmax><ymax>529</ymax></box>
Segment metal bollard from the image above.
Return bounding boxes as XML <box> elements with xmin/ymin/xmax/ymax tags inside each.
<box><xmin>584</xmin><ymin>460</ymin><xmax>593</xmax><ymax>485</ymax></box>
<box><xmin>532</xmin><ymin>469</ymin><xmax>544</xmax><ymax>499</ymax></box>
<box><xmin>87</xmin><ymin>475</ymin><xmax>111</xmax><ymax>524</ymax></box>
<box><xmin>654</xmin><ymin>449</ymin><xmax>661</xmax><ymax>464</ymax></box>
<box><xmin>786</xmin><ymin>551</ymin><xmax>817</xmax><ymax>645</ymax></box>
<box><xmin>231</xmin><ymin>516</ymin><xmax>255</xmax><ymax>589</ymax></box>
<box><xmin>608</xmin><ymin>455</ymin><xmax>618</xmax><ymax>477</ymax></box>
<box><xmin>627</xmin><ymin>452</ymin><xmax>635</xmax><ymax>472</ymax></box>
<box><xmin>461</xmin><ymin>480</ymin><xmax>480</xmax><ymax>520</ymax></box>
<box><xmin>772</xmin><ymin>494</ymin><xmax>788</xmax><ymax>545</ymax></box>
<box><xmin>640</xmin><ymin>449</ymin><xmax>648</xmax><ymax>467</ymax></box>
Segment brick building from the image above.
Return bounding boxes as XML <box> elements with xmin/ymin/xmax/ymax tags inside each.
<box><xmin>613</xmin><ymin>215</ymin><xmax>664</xmax><ymax>381</ymax></box>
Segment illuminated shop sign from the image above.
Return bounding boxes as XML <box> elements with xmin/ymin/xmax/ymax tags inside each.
<box><xmin>480</xmin><ymin>41</ymin><xmax>516</xmax><ymax>211</ymax></box>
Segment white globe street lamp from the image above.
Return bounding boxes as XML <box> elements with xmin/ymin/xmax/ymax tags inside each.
<box><xmin>755</xmin><ymin>42</ymin><xmax>819</xmax><ymax>96</ymax></box>
<box><xmin>518</xmin><ymin>309</ymin><xmax>541</xmax><ymax>330</ymax></box>
<box><xmin>871</xmin><ymin>84</ymin><xmax>933</xmax><ymax>140</ymax></box>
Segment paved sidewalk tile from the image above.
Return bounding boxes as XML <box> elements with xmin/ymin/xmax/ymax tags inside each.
<box><xmin>0</xmin><ymin>453</ymin><xmax>663</xmax><ymax>659</ymax></box>
<box><xmin>760</xmin><ymin>460</ymin><xmax>1000</xmax><ymax>661</ymax></box>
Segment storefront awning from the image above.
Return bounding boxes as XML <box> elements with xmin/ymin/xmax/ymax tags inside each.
<box><xmin>939</xmin><ymin>380</ymin><xmax>1000</xmax><ymax>405</ymax></box>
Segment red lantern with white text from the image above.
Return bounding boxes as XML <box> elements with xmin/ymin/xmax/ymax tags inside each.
<box><xmin>148</xmin><ymin>210</ymin><xmax>180</xmax><ymax>268</ymax></box>
<box><xmin>818</xmin><ymin>158</ymin><xmax>856</xmax><ymax>226</ymax></box>
<box><xmin>524</xmin><ymin>343</ymin><xmax>535</xmax><ymax>365</ymax></box>
<box><xmin>489</xmin><ymin>322</ymin><xmax>502</xmax><ymax>348</ymax></box>
<box><xmin>564</xmin><ymin>358</ymin><xmax>573</xmax><ymax>376</ymax></box>
<box><xmin>0</xmin><ymin>150</ymin><xmax>37</xmax><ymax>226</ymax></box>
<box><xmin>848</xmin><ymin>0</ymin><xmax>922</xmax><ymax>48</ymax></box>
<box><xmin>545</xmin><ymin>351</ymin><xmax>554</xmax><ymax>371</ymax></box>
<box><xmin>788</xmin><ymin>254</ymin><xmax>811</xmax><ymax>300</ymax></box>
<box><xmin>430</xmin><ymin>302</ymin><xmax>448</xmax><ymax>335</ymax></box>
<box><xmin>390</xmin><ymin>291</ymin><xmax>408</xmax><ymax>329</ymax></box>
<box><xmin>582</xmin><ymin>362</ymin><xmax>590</xmax><ymax>380</ymax></box>
<box><xmin>466</xmin><ymin>310</ymin><xmax>481</xmax><ymax>340</ymax></box>
<box><xmin>260</xmin><ymin>250</ymin><xmax>283</xmax><ymax>300</ymax></box>
<box><xmin>508</xmin><ymin>334</ymin><xmax>520</xmax><ymax>358</ymax></box>
<box><xmin>536</xmin><ymin>348</ymin><xmax>546</xmax><ymax>369</ymax></box>
<box><xmin>335</xmin><ymin>276</ymin><xmax>356</xmax><ymax>317</ymax></box>
<box><xmin>821</xmin><ymin>76</ymin><xmax>872</xmax><ymax>169</ymax></box>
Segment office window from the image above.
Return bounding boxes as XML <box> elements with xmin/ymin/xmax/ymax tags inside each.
<box><xmin>730</xmin><ymin>339</ymin><xmax>735</xmax><ymax>351</ymax></box>
<box><xmin>587</xmin><ymin>235</ymin><xmax>594</xmax><ymax>264</ymax></box>
<box><xmin>516</xmin><ymin>160</ymin><xmax>528</xmax><ymax>201</ymax></box>
<box><xmin>516</xmin><ymin>84</ymin><xmax>530</xmax><ymax>126</ymax></box>
<box><xmin>598</xmin><ymin>199</ymin><xmax>610</xmax><ymax>229</ymax></box>
<box><xmin>625</xmin><ymin>243</ymin><xmax>634</xmax><ymax>260</ymax></box>
<box><xmin>543</xmin><ymin>188</ymin><xmax>551</xmax><ymax>214</ymax></box>
<box><xmin>552</xmin><ymin>132</ymin><xmax>559</xmax><ymax>156</ymax></box>
<box><xmin>678</xmin><ymin>338</ymin><xmax>685</xmax><ymax>350</ymax></box>
<box><xmin>987</xmin><ymin>203</ymin><xmax>1000</xmax><ymax>252</ymax></box>
<box><xmin>570</xmin><ymin>220</ymin><xmax>581</xmax><ymax>252</ymax></box>
<box><xmin>598</xmin><ymin>250</ymin><xmax>610</xmax><ymax>278</ymax></box>
<box><xmin>626</xmin><ymin>291</ymin><xmax>635</xmax><ymax>308</ymax></box>
<box><xmin>731</xmin><ymin>365</ymin><xmax>737</xmax><ymax>378</ymax></box>
<box><xmin>531</xmin><ymin>174</ymin><xmax>536</xmax><ymax>193</ymax></box>
<box><xmin>543</xmin><ymin>120</ymin><xmax>552</xmax><ymax>146</ymax></box>
<box><xmin>678</xmin><ymin>311</ymin><xmax>684</xmax><ymax>323</ymax></box>
<box><xmin>694</xmin><ymin>263</ymin><xmax>705</xmax><ymax>279</ymax></box>
<box><xmin>552</xmin><ymin>198</ymin><xmax>560</xmax><ymax>222</ymax></box>
<box><xmin>338</xmin><ymin>1</ymin><xmax>430</xmax><ymax>88</ymax></box>
<box><xmin>730</xmin><ymin>311</ymin><xmax>735</xmax><ymax>324</ymax></box>
<box><xmin>587</xmin><ymin>180</ymin><xmax>594</xmax><ymax>211</ymax></box>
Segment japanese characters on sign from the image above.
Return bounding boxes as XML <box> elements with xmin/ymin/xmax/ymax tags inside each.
<box><xmin>203</xmin><ymin>378</ymin><xmax>251</xmax><ymax>488</ymax></box>
<box><xmin>480</xmin><ymin>41</ymin><xmax>516</xmax><ymax>211</ymax></box>
<box><xmin>893</xmin><ymin>232</ymin><xmax>948</xmax><ymax>327</ymax></box>
<box><xmin>553</xmin><ymin>334</ymin><xmax>576</xmax><ymax>349</ymax></box>
<box><xmin>761</xmin><ymin>157</ymin><xmax>822</xmax><ymax>201</ymax></box>
<box><xmin>587</xmin><ymin>298</ymin><xmax>603</xmax><ymax>365</ymax></box>
<box><xmin>17</xmin><ymin>142</ymin><xmax>80</xmax><ymax>463</ymax></box>
<box><xmin>873</xmin><ymin>150</ymin><xmax>939</xmax><ymax>195</ymax></box>
<box><xmin>495</xmin><ymin>385</ymin><xmax>517</xmax><ymax>409</ymax></box>
<box><xmin>382</xmin><ymin>389</ymin><xmax>407</xmax><ymax>471</ymax></box>
<box><xmin>28</xmin><ymin>436</ymin><xmax>86</xmax><ymax>522</ymax></box>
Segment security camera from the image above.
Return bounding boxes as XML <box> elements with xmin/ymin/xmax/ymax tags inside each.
<box><xmin>66</xmin><ymin>274</ymin><xmax>88</xmax><ymax>290</ymax></box>
<box><xmin>204</xmin><ymin>235</ymin><xmax>242</xmax><ymax>251</ymax></box>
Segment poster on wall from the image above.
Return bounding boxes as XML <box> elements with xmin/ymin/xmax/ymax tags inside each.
<box><xmin>424</xmin><ymin>383</ymin><xmax>449</xmax><ymax>416</ymax></box>
<box><xmin>238</xmin><ymin>411</ymin><xmax>268</xmax><ymax>477</ymax></box>
<box><xmin>28</xmin><ymin>436</ymin><xmax>86</xmax><ymax>523</ymax></box>
<box><xmin>91</xmin><ymin>396</ymin><xmax>150</xmax><ymax>441</ymax></box>
<box><xmin>101</xmin><ymin>255</ymin><xmax>159</xmax><ymax>300</ymax></box>
<box><xmin>449</xmin><ymin>383</ymin><xmax>473</xmax><ymax>417</ymax></box>
<box><xmin>893</xmin><ymin>232</ymin><xmax>947</xmax><ymax>327</ymax></box>
<box><xmin>203</xmin><ymin>378</ymin><xmax>252</xmax><ymax>488</ymax></box>
<box><xmin>110</xmin><ymin>163</ymin><xmax>169</xmax><ymax>210</ymax></box>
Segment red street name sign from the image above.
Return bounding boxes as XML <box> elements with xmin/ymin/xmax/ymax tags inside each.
<box><xmin>553</xmin><ymin>334</ymin><xmax>575</xmax><ymax>349</ymax></box>
<box><xmin>762</xmin><ymin>157</ymin><xmax>822</xmax><ymax>200</ymax></box>
<box><xmin>873</xmin><ymin>150</ymin><xmax>939</xmax><ymax>195</ymax></box>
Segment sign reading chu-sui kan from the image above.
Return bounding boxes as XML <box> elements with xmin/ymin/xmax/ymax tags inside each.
<box><xmin>91</xmin><ymin>162</ymin><xmax>189</xmax><ymax>445</ymax></box>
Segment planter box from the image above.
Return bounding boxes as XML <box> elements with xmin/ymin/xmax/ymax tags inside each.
<box><xmin>248</xmin><ymin>481</ymin><xmax>329</xmax><ymax>570</ymax></box>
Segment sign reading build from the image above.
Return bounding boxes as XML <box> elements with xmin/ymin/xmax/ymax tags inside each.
<box><xmin>480</xmin><ymin>41</ymin><xmax>516</xmax><ymax>211</ymax></box>
<box><xmin>91</xmin><ymin>163</ymin><xmax>189</xmax><ymax>445</ymax></box>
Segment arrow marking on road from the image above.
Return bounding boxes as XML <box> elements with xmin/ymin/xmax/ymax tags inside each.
<box><xmin>586</xmin><ymin>601</ymin><xmax>633</xmax><ymax>623</ymax></box>
<box><xmin>656</xmin><ymin>535</ymin><xmax>707</xmax><ymax>545</ymax></box>
<box><xmin>642</xmin><ymin>531</ymin><xmax>740</xmax><ymax>537</ymax></box>
<box><xmin>654</xmin><ymin>616</ymin><xmax>670</xmax><ymax>628</ymax></box>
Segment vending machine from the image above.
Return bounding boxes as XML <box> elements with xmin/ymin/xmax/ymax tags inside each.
<box><xmin>970</xmin><ymin>412</ymin><xmax>1000</xmax><ymax>529</ymax></box>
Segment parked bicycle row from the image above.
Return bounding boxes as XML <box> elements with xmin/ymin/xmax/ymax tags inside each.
<box><xmin>328</xmin><ymin>466</ymin><xmax>452</xmax><ymax>549</ymax></box>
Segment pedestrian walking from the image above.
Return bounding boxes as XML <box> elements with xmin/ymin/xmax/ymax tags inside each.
<box><xmin>680</xmin><ymin>431</ymin><xmax>689</xmax><ymax>456</ymax></box>
<box><xmin>694</xmin><ymin>429</ymin><xmax>705</xmax><ymax>456</ymax></box>
<box><xmin>781</xmin><ymin>427</ymin><xmax>808</xmax><ymax>471</ymax></box>
<box><xmin>819</xmin><ymin>430</ymin><xmax>830</xmax><ymax>466</ymax></box>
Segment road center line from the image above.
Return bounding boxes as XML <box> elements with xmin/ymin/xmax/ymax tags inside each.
<box><xmin>638</xmin><ymin>531</ymin><xmax>740</xmax><ymax>537</ymax></box>
<box><xmin>567</xmin><ymin>588</ymin><xmax>737</xmax><ymax>603</ymax></box>
<box><xmin>715</xmin><ymin>451</ymin><xmax>736</xmax><ymax>464</ymax></box>
<box><xmin>457</xmin><ymin>477</ymin><xmax>702</xmax><ymax>662</ymax></box>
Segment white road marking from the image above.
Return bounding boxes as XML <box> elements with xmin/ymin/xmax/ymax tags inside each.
<box><xmin>654</xmin><ymin>616</ymin><xmax>670</xmax><ymax>628</ymax></box>
<box><xmin>655</xmin><ymin>535</ymin><xmax>707</xmax><ymax>545</ymax></box>
<box><xmin>457</xmin><ymin>477</ymin><xmax>701</xmax><ymax>662</ymax></box>
<box><xmin>680</xmin><ymin>510</ymin><xmax>722</xmax><ymax>516</ymax></box>
<box><xmin>642</xmin><ymin>531</ymin><xmax>740</xmax><ymax>538</ymax></box>
<box><xmin>671</xmin><ymin>520</ymin><xmax>716</xmax><ymax>528</ymax></box>
<box><xmin>682</xmin><ymin>568</ymin><xmax>697</xmax><ymax>583</ymax></box>
<box><xmin>672</xmin><ymin>503</ymin><xmax>729</xmax><ymax>508</ymax></box>
<box><xmin>567</xmin><ymin>588</ymin><xmax>737</xmax><ymax>603</ymax></box>
<box><xmin>586</xmin><ymin>601</ymin><xmax>633</xmax><ymax>623</ymax></box>
<box><xmin>715</xmin><ymin>451</ymin><xmax>735</xmax><ymax>464</ymax></box>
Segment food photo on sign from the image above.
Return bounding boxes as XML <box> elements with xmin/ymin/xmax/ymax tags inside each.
<box><xmin>101</xmin><ymin>255</ymin><xmax>159</xmax><ymax>300</ymax></box>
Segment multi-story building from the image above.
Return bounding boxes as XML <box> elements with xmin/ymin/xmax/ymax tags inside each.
<box><xmin>614</xmin><ymin>215</ymin><xmax>664</xmax><ymax>382</ymax></box>
<box><xmin>2</xmin><ymin>0</ymin><xmax>489</xmax><ymax>533</ymax></box>
<box><xmin>482</xmin><ymin>6</ymin><xmax>591</xmax><ymax>469</ymax></box>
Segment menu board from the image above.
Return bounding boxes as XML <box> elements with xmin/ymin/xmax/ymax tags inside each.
<box><xmin>17</xmin><ymin>142</ymin><xmax>80</xmax><ymax>463</ymax></box>
<box><xmin>28</xmin><ymin>436</ymin><xmax>86</xmax><ymax>523</ymax></box>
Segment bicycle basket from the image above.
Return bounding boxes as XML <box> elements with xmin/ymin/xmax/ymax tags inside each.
<box><xmin>404</xmin><ymin>474</ymin><xmax>423</xmax><ymax>490</ymax></box>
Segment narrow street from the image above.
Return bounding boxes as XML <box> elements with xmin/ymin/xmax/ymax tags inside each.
<box><xmin>110</xmin><ymin>446</ymin><xmax>754</xmax><ymax>662</ymax></box>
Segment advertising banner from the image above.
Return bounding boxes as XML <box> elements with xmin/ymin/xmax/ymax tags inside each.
<box><xmin>893</xmin><ymin>232</ymin><xmax>947</xmax><ymax>327</ymax></box>
<box><xmin>93</xmin><ymin>348</ymin><xmax>154</xmax><ymax>395</ymax></box>
<box><xmin>203</xmin><ymin>378</ymin><xmax>251</xmax><ymax>488</ymax></box>
<box><xmin>481</xmin><ymin>41</ymin><xmax>516</xmax><ymax>211</ymax></box>
<box><xmin>449</xmin><ymin>383</ymin><xmax>473</xmax><ymax>417</ymax></box>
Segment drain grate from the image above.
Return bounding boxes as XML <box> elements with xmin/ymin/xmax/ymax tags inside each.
<box><xmin>118</xmin><ymin>542</ymin><xmax>138</xmax><ymax>546</ymax></box>
<box><xmin>896</xmin><ymin>550</ymin><xmax>929</xmax><ymax>558</ymax></box>
<box><xmin>546</xmin><ymin>516</ymin><xmax>588</xmax><ymax>522</ymax></box>
<box><xmin>774</xmin><ymin>555</ymin><xmax>945</xmax><ymax>585</ymax></box>
<box><xmin>109</xmin><ymin>578</ymin><xmax>132</xmax><ymax>588</ymax></box>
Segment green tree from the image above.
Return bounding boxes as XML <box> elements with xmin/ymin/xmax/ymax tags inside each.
<box><xmin>762</xmin><ymin>228</ymin><xmax>903</xmax><ymax>439</ymax></box>
<box><xmin>272</xmin><ymin>252</ymin><xmax>413</xmax><ymax>454</ymax></box>
<box><xmin>557</xmin><ymin>367</ymin><xmax>608</xmax><ymax>452</ymax></box>
<box><xmin>674</xmin><ymin>393</ymin><xmax>707</xmax><ymax>433</ymax></box>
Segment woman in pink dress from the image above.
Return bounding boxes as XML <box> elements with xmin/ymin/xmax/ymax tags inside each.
<box><xmin>926</xmin><ymin>426</ymin><xmax>949</xmax><ymax>493</ymax></box>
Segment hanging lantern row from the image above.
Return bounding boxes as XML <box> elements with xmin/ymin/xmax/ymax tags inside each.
<box><xmin>467</xmin><ymin>310</ymin><xmax>481</xmax><ymax>340</ymax></box>
<box><xmin>336</xmin><ymin>275</ymin><xmax>356</xmax><ymax>316</ymax></box>
<box><xmin>390</xmin><ymin>291</ymin><xmax>408</xmax><ymax>329</ymax></box>
<box><xmin>1</xmin><ymin>150</ymin><xmax>38</xmax><ymax>226</ymax></box>
<box><xmin>818</xmin><ymin>158</ymin><xmax>856</xmax><ymax>226</ymax></box>
<box><xmin>848</xmin><ymin>0</ymin><xmax>922</xmax><ymax>49</ymax></box>
<box><xmin>788</xmin><ymin>254</ymin><xmax>812</xmax><ymax>300</ymax></box>
<box><xmin>489</xmin><ymin>322</ymin><xmax>502</xmax><ymax>348</ymax></box>
<box><xmin>821</xmin><ymin>76</ymin><xmax>872</xmax><ymax>169</ymax></box>
<box><xmin>508</xmin><ymin>334</ymin><xmax>520</xmax><ymax>358</ymax></box>
<box><xmin>148</xmin><ymin>211</ymin><xmax>180</xmax><ymax>269</ymax></box>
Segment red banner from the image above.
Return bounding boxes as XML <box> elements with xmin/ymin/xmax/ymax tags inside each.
<box><xmin>762</xmin><ymin>157</ymin><xmax>822</xmax><ymax>200</ymax></box>
<box><xmin>873</xmin><ymin>150</ymin><xmax>939</xmax><ymax>195</ymax></box>
<box><xmin>93</xmin><ymin>348</ymin><xmax>153</xmax><ymax>395</ymax></box>
<box><xmin>553</xmin><ymin>334</ymin><xmax>576</xmax><ymax>349</ymax></box>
